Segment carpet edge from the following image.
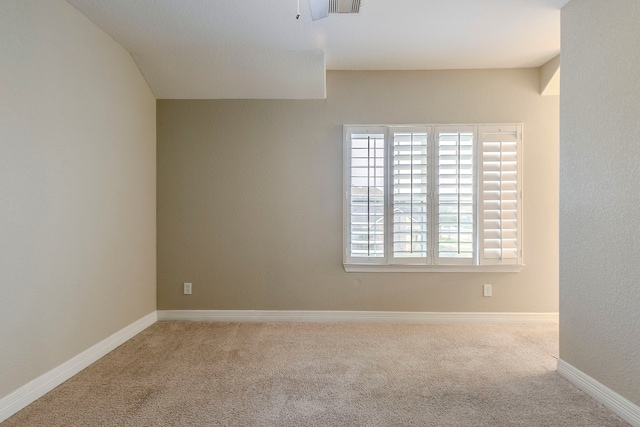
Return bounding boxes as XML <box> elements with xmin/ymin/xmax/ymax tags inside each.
<box><xmin>157</xmin><ymin>310</ymin><xmax>559</xmax><ymax>324</ymax></box>
<box><xmin>0</xmin><ymin>311</ymin><xmax>158</xmax><ymax>423</ymax></box>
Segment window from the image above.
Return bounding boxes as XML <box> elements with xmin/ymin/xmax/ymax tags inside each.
<box><xmin>343</xmin><ymin>124</ymin><xmax>522</xmax><ymax>272</ymax></box>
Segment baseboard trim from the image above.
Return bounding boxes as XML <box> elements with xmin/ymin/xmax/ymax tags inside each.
<box><xmin>0</xmin><ymin>311</ymin><xmax>157</xmax><ymax>423</ymax></box>
<box><xmin>557</xmin><ymin>359</ymin><xmax>640</xmax><ymax>426</ymax></box>
<box><xmin>157</xmin><ymin>310</ymin><xmax>559</xmax><ymax>324</ymax></box>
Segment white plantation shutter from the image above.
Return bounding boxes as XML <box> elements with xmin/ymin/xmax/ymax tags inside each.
<box><xmin>479</xmin><ymin>125</ymin><xmax>522</xmax><ymax>264</ymax></box>
<box><xmin>390</xmin><ymin>128</ymin><xmax>429</xmax><ymax>261</ymax></box>
<box><xmin>344</xmin><ymin>124</ymin><xmax>523</xmax><ymax>271</ymax></box>
<box><xmin>435</xmin><ymin>127</ymin><xmax>475</xmax><ymax>263</ymax></box>
<box><xmin>346</xmin><ymin>128</ymin><xmax>386</xmax><ymax>261</ymax></box>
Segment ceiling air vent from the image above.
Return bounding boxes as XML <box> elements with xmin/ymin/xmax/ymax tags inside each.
<box><xmin>329</xmin><ymin>0</ymin><xmax>361</xmax><ymax>14</ymax></box>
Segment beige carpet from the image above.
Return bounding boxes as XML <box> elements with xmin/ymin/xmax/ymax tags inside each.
<box><xmin>2</xmin><ymin>321</ymin><xmax>629</xmax><ymax>426</ymax></box>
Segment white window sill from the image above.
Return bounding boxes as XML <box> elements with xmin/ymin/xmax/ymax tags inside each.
<box><xmin>343</xmin><ymin>264</ymin><xmax>523</xmax><ymax>273</ymax></box>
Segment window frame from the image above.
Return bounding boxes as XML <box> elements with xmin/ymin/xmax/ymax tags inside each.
<box><xmin>343</xmin><ymin>124</ymin><xmax>523</xmax><ymax>273</ymax></box>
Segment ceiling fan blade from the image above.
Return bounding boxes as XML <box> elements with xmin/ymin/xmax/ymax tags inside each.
<box><xmin>308</xmin><ymin>0</ymin><xmax>329</xmax><ymax>21</ymax></box>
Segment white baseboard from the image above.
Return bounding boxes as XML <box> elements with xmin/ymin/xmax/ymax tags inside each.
<box><xmin>0</xmin><ymin>311</ymin><xmax>157</xmax><ymax>423</ymax></box>
<box><xmin>157</xmin><ymin>310</ymin><xmax>559</xmax><ymax>324</ymax></box>
<box><xmin>557</xmin><ymin>359</ymin><xmax>640</xmax><ymax>426</ymax></box>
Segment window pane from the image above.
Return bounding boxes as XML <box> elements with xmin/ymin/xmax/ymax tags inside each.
<box><xmin>349</xmin><ymin>133</ymin><xmax>385</xmax><ymax>258</ymax></box>
<box><xmin>437</xmin><ymin>131</ymin><xmax>475</xmax><ymax>259</ymax></box>
<box><xmin>392</xmin><ymin>130</ymin><xmax>428</xmax><ymax>258</ymax></box>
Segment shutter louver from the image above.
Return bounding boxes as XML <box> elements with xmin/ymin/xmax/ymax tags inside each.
<box><xmin>480</xmin><ymin>126</ymin><xmax>521</xmax><ymax>264</ymax></box>
<box><xmin>391</xmin><ymin>128</ymin><xmax>428</xmax><ymax>260</ymax></box>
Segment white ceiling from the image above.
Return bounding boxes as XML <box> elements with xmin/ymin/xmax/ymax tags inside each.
<box><xmin>65</xmin><ymin>0</ymin><xmax>569</xmax><ymax>99</ymax></box>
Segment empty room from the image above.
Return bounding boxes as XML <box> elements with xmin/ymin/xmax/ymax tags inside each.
<box><xmin>1</xmin><ymin>0</ymin><xmax>638</xmax><ymax>425</ymax></box>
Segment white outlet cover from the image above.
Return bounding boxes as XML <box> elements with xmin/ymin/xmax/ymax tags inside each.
<box><xmin>483</xmin><ymin>284</ymin><xmax>492</xmax><ymax>297</ymax></box>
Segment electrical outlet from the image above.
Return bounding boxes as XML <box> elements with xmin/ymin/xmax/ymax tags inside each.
<box><xmin>183</xmin><ymin>282</ymin><xmax>192</xmax><ymax>295</ymax></box>
<box><xmin>483</xmin><ymin>284</ymin><xmax>492</xmax><ymax>297</ymax></box>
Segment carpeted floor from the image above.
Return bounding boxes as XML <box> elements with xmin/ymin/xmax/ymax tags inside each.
<box><xmin>2</xmin><ymin>321</ymin><xmax>629</xmax><ymax>426</ymax></box>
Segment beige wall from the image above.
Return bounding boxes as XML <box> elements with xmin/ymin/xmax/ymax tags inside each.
<box><xmin>560</xmin><ymin>0</ymin><xmax>640</xmax><ymax>406</ymax></box>
<box><xmin>158</xmin><ymin>69</ymin><xmax>559</xmax><ymax>312</ymax></box>
<box><xmin>0</xmin><ymin>0</ymin><xmax>156</xmax><ymax>399</ymax></box>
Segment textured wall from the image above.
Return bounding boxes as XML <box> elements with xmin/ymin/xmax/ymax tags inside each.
<box><xmin>0</xmin><ymin>0</ymin><xmax>156</xmax><ymax>399</ymax></box>
<box><xmin>560</xmin><ymin>0</ymin><xmax>640</xmax><ymax>406</ymax></box>
<box><xmin>157</xmin><ymin>69</ymin><xmax>559</xmax><ymax>312</ymax></box>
